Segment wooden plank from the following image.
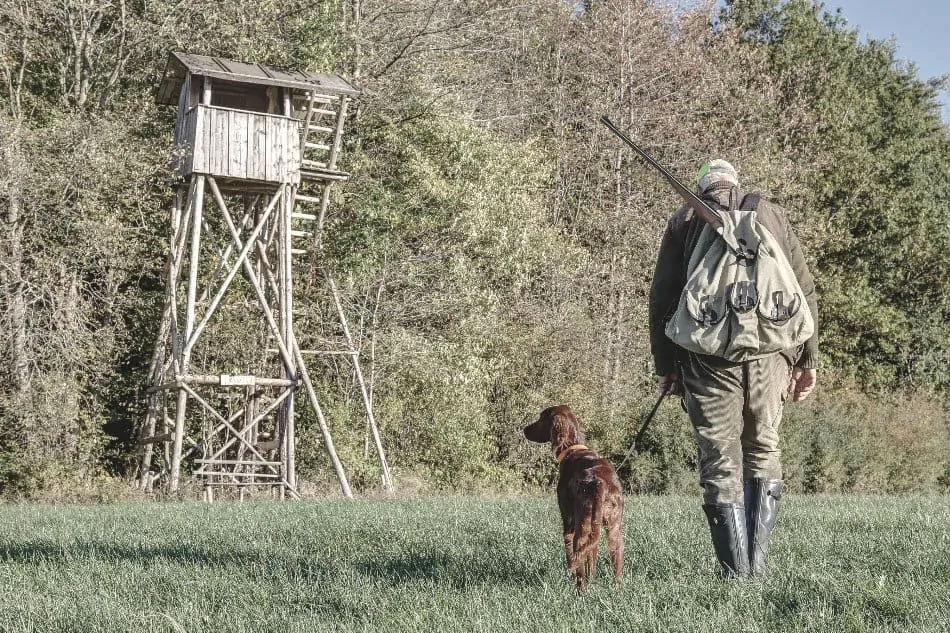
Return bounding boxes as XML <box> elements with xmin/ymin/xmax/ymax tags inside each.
<box><xmin>228</xmin><ymin>110</ymin><xmax>249</xmax><ymax>180</ymax></box>
<box><xmin>249</xmin><ymin>113</ymin><xmax>267</xmax><ymax>181</ymax></box>
<box><xmin>181</xmin><ymin>373</ymin><xmax>295</xmax><ymax>387</ymax></box>
<box><xmin>202</xmin><ymin>106</ymin><xmax>212</xmax><ymax>174</ymax></box>
<box><xmin>268</xmin><ymin>117</ymin><xmax>292</xmax><ymax>182</ymax></box>
<box><xmin>288</xmin><ymin>120</ymin><xmax>301</xmax><ymax>183</ymax></box>
<box><xmin>219</xmin><ymin>108</ymin><xmax>232</xmax><ymax>176</ymax></box>
<box><xmin>276</xmin><ymin>117</ymin><xmax>291</xmax><ymax>181</ymax></box>
<box><xmin>195</xmin><ymin>459</ymin><xmax>282</xmax><ymax>467</ymax></box>
<box><xmin>265</xmin><ymin>116</ymin><xmax>278</xmax><ymax>182</ymax></box>
<box><xmin>210</xmin><ymin>108</ymin><xmax>229</xmax><ymax>176</ymax></box>
<box><xmin>292</xmin><ymin>93</ymin><xmax>333</xmax><ymax>104</ymax></box>
<box><xmin>178</xmin><ymin>108</ymin><xmax>192</xmax><ymax>175</ymax></box>
<box><xmin>299</xmin><ymin>165</ymin><xmax>349</xmax><ymax>182</ymax></box>
<box><xmin>202</xmin><ymin>107</ymin><xmax>214</xmax><ymax>175</ymax></box>
<box><xmin>189</xmin><ymin>107</ymin><xmax>202</xmax><ymax>174</ymax></box>
<box><xmin>219</xmin><ymin>374</ymin><xmax>256</xmax><ymax>386</ymax></box>
<box><xmin>138</xmin><ymin>433</ymin><xmax>173</xmax><ymax>445</ymax></box>
<box><xmin>198</xmin><ymin>477</ymin><xmax>283</xmax><ymax>484</ymax></box>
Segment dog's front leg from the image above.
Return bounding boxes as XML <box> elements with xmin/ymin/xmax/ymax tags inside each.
<box><xmin>558</xmin><ymin>488</ymin><xmax>578</xmax><ymax>585</ymax></box>
<box><xmin>561</xmin><ymin>513</ymin><xmax>576</xmax><ymax>576</ymax></box>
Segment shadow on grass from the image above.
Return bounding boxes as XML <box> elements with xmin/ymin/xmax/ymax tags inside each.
<box><xmin>1</xmin><ymin>538</ymin><xmax>552</xmax><ymax>590</ymax></box>
<box><xmin>356</xmin><ymin>549</ymin><xmax>550</xmax><ymax>589</ymax></box>
<box><xmin>0</xmin><ymin>540</ymin><xmax>336</xmax><ymax>578</ymax></box>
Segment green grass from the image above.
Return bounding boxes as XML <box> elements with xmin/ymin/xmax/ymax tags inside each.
<box><xmin>1</xmin><ymin>494</ymin><xmax>948</xmax><ymax>632</ymax></box>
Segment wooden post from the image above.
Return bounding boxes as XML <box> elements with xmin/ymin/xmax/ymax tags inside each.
<box><xmin>292</xmin><ymin>332</ymin><xmax>353</xmax><ymax>499</ymax></box>
<box><xmin>169</xmin><ymin>174</ymin><xmax>205</xmax><ymax>493</ymax></box>
<box><xmin>325</xmin><ymin>269</ymin><xmax>393</xmax><ymax>492</ymax></box>
<box><xmin>280</xmin><ymin>186</ymin><xmax>297</xmax><ymax>490</ymax></box>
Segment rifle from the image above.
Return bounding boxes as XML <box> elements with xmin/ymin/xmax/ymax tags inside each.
<box><xmin>600</xmin><ymin>116</ymin><xmax>724</xmax><ymax>233</ymax></box>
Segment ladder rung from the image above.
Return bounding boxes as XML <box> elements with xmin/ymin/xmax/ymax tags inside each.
<box><xmin>292</xmin><ymin>212</ymin><xmax>317</xmax><ymax>221</ymax></box>
<box><xmin>305</xmin><ymin>142</ymin><xmax>332</xmax><ymax>151</ymax></box>
<box><xmin>290</xmin><ymin>248</ymin><xmax>308</xmax><ymax>255</ymax></box>
<box><xmin>302</xmin><ymin>159</ymin><xmax>328</xmax><ymax>168</ymax></box>
<box><xmin>295</xmin><ymin>193</ymin><xmax>322</xmax><ymax>203</ymax></box>
<box><xmin>293</xmin><ymin>93</ymin><xmax>334</xmax><ymax>103</ymax></box>
<box><xmin>306</xmin><ymin>125</ymin><xmax>334</xmax><ymax>133</ymax></box>
<box><xmin>299</xmin><ymin>167</ymin><xmax>350</xmax><ymax>182</ymax></box>
<box><xmin>290</xmin><ymin>230</ymin><xmax>312</xmax><ymax>238</ymax></box>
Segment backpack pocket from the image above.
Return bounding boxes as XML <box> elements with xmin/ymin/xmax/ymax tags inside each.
<box><xmin>665</xmin><ymin>231</ymin><xmax>736</xmax><ymax>358</ymax></box>
<box><xmin>752</xmin><ymin>230</ymin><xmax>814</xmax><ymax>354</ymax></box>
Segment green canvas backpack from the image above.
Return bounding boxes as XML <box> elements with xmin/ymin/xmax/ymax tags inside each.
<box><xmin>663</xmin><ymin>192</ymin><xmax>814</xmax><ymax>362</ymax></box>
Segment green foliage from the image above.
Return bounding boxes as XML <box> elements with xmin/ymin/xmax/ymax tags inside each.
<box><xmin>1</xmin><ymin>0</ymin><xmax>950</xmax><ymax>497</ymax></box>
<box><xmin>621</xmin><ymin>403</ymin><xmax>698</xmax><ymax>496</ymax></box>
<box><xmin>723</xmin><ymin>0</ymin><xmax>950</xmax><ymax>390</ymax></box>
<box><xmin>781</xmin><ymin>384</ymin><xmax>950</xmax><ymax>494</ymax></box>
<box><xmin>313</xmin><ymin>108</ymin><xmax>584</xmax><ymax>490</ymax></box>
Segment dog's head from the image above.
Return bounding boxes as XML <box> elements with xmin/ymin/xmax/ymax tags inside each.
<box><xmin>524</xmin><ymin>405</ymin><xmax>585</xmax><ymax>452</ymax></box>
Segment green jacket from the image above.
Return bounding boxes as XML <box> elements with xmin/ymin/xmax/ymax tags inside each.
<box><xmin>648</xmin><ymin>187</ymin><xmax>819</xmax><ymax>376</ymax></box>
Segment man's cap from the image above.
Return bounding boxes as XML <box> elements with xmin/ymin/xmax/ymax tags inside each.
<box><xmin>697</xmin><ymin>159</ymin><xmax>738</xmax><ymax>192</ymax></box>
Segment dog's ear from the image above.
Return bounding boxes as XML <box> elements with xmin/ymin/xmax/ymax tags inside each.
<box><xmin>550</xmin><ymin>407</ymin><xmax>584</xmax><ymax>445</ymax></box>
<box><xmin>523</xmin><ymin>407</ymin><xmax>554</xmax><ymax>443</ymax></box>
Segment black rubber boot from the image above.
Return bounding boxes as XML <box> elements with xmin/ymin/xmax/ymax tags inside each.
<box><xmin>702</xmin><ymin>503</ymin><xmax>750</xmax><ymax>578</ymax></box>
<box><xmin>744</xmin><ymin>478</ymin><xmax>783</xmax><ymax>577</ymax></box>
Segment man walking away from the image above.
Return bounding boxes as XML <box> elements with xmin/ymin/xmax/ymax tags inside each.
<box><xmin>649</xmin><ymin>159</ymin><xmax>818</xmax><ymax>578</ymax></box>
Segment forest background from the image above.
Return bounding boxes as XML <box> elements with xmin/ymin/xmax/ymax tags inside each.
<box><xmin>2</xmin><ymin>0</ymin><xmax>949</xmax><ymax>500</ymax></box>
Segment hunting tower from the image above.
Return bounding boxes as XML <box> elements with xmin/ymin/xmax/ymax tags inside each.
<box><xmin>140</xmin><ymin>52</ymin><xmax>391</xmax><ymax>499</ymax></box>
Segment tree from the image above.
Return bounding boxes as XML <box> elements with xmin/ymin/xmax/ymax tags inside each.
<box><xmin>722</xmin><ymin>0</ymin><xmax>950</xmax><ymax>390</ymax></box>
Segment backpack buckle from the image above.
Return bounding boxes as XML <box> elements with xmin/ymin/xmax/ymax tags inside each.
<box><xmin>733</xmin><ymin>238</ymin><xmax>756</xmax><ymax>267</ymax></box>
<box><xmin>767</xmin><ymin>291</ymin><xmax>800</xmax><ymax>323</ymax></box>
<box><xmin>728</xmin><ymin>281</ymin><xmax>758</xmax><ymax>313</ymax></box>
<box><xmin>698</xmin><ymin>296</ymin><xmax>721</xmax><ymax>326</ymax></box>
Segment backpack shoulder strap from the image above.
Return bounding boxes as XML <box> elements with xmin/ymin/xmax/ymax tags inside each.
<box><xmin>739</xmin><ymin>192</ymin><xmax>761</xmax><ymax>211</ymax></box>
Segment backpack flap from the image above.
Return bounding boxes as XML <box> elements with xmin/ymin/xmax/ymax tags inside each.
<box><xmin>666</xmin><ymin>222</ymin><xmax>748</xmax><ymax>358</ymax></box>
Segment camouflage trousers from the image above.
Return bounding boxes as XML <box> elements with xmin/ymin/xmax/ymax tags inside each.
<box><xmin>680</xmin><ymin>352</ymin><xmax>792</xmax><ymax>506</ymax></box>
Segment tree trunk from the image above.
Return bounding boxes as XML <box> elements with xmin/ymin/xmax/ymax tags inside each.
<box><xmin>1</xmin><ymin>126</ymin><xmax>30</xmax><ymax>392</ymax></box>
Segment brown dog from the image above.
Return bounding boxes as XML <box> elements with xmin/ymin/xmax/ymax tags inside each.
<box><xmin>524</xmin><ymin>404</ymin><xmax>623</xmax><ymax>593</ymax></box>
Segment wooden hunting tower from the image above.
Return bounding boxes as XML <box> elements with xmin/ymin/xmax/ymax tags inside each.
<box><xmin>140</xmin><ymin>52</ymin><xmax>391</xmax><ymax>499</ymax></box>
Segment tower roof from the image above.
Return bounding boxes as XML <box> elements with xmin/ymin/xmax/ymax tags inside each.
<box><xmin>156</xmin><ymin>51</ymin><xmax>360</xmax><ymax>105</ymax></box>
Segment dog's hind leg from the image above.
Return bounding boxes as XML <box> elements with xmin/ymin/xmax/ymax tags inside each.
<box><xmin>560</xmin><ymin>505</ymin><xmax>577</xmax><ymax>583</ymax></box>
<box><xmin>604</xmin><ymin>498</ymin><xmax>624</xmax><ymax>582</ymax></box>
<box><xmin>586</xmin><ymin>488</ymin><xmax>604</xmax><ymax>584</ymax></box>
<box><xmin>572</xmin><ymin>496</ymin><xmax>599</xmax><ymax>593</ymax></box>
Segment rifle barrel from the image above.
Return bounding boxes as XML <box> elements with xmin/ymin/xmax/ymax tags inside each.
<box><xmin>600</xmin><ymin>116</ymin><xmax>723</xmax><ymax>232</ymax></box>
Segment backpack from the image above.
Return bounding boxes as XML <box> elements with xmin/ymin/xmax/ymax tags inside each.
<box><xmin>663</xmin><ymin>192</ymin><xmax>814</xmax><ymax>362</ymax></box>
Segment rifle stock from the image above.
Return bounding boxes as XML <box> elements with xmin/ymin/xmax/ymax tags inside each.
<box><xmin>600</xmin><ymin>116</ymin><xmax>723</xmax><ymax>232</ymax></box>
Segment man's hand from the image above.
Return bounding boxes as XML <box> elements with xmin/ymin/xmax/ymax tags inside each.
<box><xmin>789</xmin><ymin>367</ymin><xmax>817</xmax><ymax>402</ymax></box>
<box><xmin>658</xmin><ymin>371</ymin><xmax>681</xmax><ymax>395</ymax></box>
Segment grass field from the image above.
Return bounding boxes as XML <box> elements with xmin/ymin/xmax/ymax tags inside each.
<box><xmin>0</xmin><ymin>494</ymin><xmax>948</xmax><ymax>632</ymax></box>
